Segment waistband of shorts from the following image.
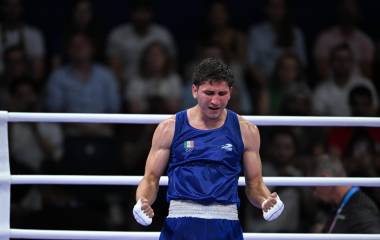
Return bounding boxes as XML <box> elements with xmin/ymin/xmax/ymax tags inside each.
<box><xmin>167</xmin><ymin>200</ymin><xmax>238</xmax><ymax>220</ymax></box>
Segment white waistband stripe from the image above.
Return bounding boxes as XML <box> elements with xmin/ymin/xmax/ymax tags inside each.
<box><xmin>167</xmin><ymin>200</ymin><xmax>238</xmax><ymax>220</ymax></box>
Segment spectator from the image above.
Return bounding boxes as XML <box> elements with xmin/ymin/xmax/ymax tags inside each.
<box><xmin>51</xmin><ymin>0</ymin><xmax>105</xmax><ymax>69</ymax></box>
<box><xmin>247</xmin><ymin>0</ymin><xmax>307</xmax><ymax>83</ymax></box>
<box><xmin>278</xmin><ymin>84</ymin><xmax>312</xmax><ymax>116</ymax></box>
<box><xmin>312</xmin><ymin>155</ymin><xmax>380</xmax><ymax>233</ymax></box>
<box><xmin>313</xmin><ymin>43</ymin><xmax>378</xmax><ymax>116</ymax></box>
<box><xmin>125</xmin><ymin>41</ymin><xmax>182</xmax><ymax>114</ymax></box>
<box><xmin>106</xmin><ymin>0</ymin><xmax>176</xmax><ymax>88</ymax></box>
<box><xmin>0</xmin><ymin>0</ymin><xmax>46</xmax><ymax>82</ymax></box>
<box><xmin>261</xmin><ymin>52</ymin><xmax>311</xmax><ymax>115</ymax></box>
<box><xmin>349</xmin><ymin>85</ymin><xmax>378</xmax><ymax>116</ymax></box>
<box><xmin>327</xmin><ymin>85</ymin><xmax>378</xmax><ymax>157</ymax></box>
<box><xmin>314</xmin><ymin>0</ymin><xmax>375</xmax><ymax>79</ymax></box>
<box><xmin>0</xmin><ymin>46</ymin><xmax>29</xmax><ymax>109</ymax></box>
<box><xmin>200</xmin><ymin>0</ymin><xmax>247</xmax><ymax>64</ymax></box>
<box><xmin>46</xmin><ymin>32</ymin><xmax>120</xmax><ymax>118</ymax></box>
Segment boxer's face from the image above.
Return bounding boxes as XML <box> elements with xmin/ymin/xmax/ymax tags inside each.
<box><xmin>192</xmin><ymin>80</ymin><xmax>231</xmax><ymax>120</ymax></box>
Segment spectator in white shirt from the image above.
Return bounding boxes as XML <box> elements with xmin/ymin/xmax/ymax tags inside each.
<box><xmin>313</xmin><ymin>43</ymin><xmax>378</xmax><ymax>116</ymax></box>
<box><xmin>0</xmin><ymin>0</ymin><xmax>46</xmax><ymax>82</ymax></box>
<box><xmin>106</xmin><ymin>0</ymin><xmax>176</xmax><ymax>90</ymax></box>
<box><xmin>125</xmin><ymin>41</ymin><xmax>182</xmax><ymax>114</ymax></box>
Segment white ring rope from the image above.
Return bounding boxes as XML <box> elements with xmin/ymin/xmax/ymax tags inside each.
<box><xmin>7</xmin><ymin>229</ymin><xmax>380</xmax><ymax>240</ymax></box>
<box><xmin>1</xmin><ymin>111</ymin><xmax>380</xmax><ymax>240</ymax></box>
<box><xmin>1</xmin><ymin>111</ymin><xmax>379</xmax><ymax>126</ymax></box>
<box><xmin>6</xmin><ymin>175</ymin><xmax>380</xmax><ymax>187</ymax></box>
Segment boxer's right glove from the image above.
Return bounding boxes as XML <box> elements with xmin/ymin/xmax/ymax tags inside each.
<box><xmin>262</xmin><ymin>195</ymin><xmax>284</xmax><ymax>221</ymax></box>
<box><xmin>133</xmin><ymin>199</ymin><xmax>152</xmax><ymax>226</ymax></box>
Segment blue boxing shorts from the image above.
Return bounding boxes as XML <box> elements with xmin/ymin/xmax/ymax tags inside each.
<box><xmin>159</xmin><ymin>200</ymin><xmax>243</xmax><ymax>240</ymax></box>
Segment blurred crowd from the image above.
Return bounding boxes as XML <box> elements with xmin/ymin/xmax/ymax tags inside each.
<box><xmin>2</xmin><ymin>0</ymin><xmax>380</xmax><ymax>233</ymax></box>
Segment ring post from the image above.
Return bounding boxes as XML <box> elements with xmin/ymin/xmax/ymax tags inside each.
<box><xmin>0</xmin><ymin>111</ymin><xmax>10</xmax><ymax>240</ymax></box>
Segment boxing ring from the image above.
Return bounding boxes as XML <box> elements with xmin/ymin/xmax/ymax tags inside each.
<box><xmin>1</xmin><ymin>111</ymin><xmax>380</xmax><ymax>240</ymax></box>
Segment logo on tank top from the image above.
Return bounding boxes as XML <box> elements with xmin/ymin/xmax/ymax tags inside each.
<box><xmin>184</xmin><ymin>140</ymin><xmax>194</xmax><ymax>152</ymax></box>
<box><xmin>221</xmin><ymin>143</ymin><xmax>233</xmax><ymax>152</ymax></box>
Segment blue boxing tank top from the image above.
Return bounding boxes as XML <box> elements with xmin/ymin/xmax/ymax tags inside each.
<box><xmin>167</xmin><ymin>109</ymin><xmax>244</xmax><ymax>206</ymax></box>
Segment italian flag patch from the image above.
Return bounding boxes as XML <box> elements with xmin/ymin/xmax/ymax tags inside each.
<box><xmin>184</xmin><ymin>140</ymin><xmax>194</xmax><ymax>152</ymax></box>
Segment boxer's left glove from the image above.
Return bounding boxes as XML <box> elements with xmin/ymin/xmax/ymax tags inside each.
<box><xmin>262</xmin><ymin>195</ymin><xmax>284</xmax><ymax>221</ymax></box>
<box><xmin>133</xmin><ymin>199</ymin><xmax>153</xmax><ymax>226</ymax></box>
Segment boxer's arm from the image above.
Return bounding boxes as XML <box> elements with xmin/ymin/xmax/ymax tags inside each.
<box><xmin>239</xmin><ymin>118</ymin><xmax>273</xmax><ymax>209</ymax></box>
<box><xmin>135</xmin><ymin>117</ymin><xmax>175</xmax><ymax>216</ymax></box>
<box><xmin>239</xmin><ymin>117</ymin><xmax>284</xmax><ymax>221</ymax></box>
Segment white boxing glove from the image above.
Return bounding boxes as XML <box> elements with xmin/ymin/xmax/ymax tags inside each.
<box><xmin>133</xmin><ymin>199</ymin><xmax>152</xmax><ymax>226</ymax></box>
<box><xmin>262</xmin><ymin>195</ymin><xmax>284</xmax><ymax>221</ymax></box>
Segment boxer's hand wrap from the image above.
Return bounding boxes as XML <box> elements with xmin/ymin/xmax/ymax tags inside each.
<box><xmin>262</xmin><ymin>195</ymin><xmax>284</xmax><ymax>221</ymax></box>
<box><xmin>133</xmin><ymin>199</ymin><xmax>152</xmax><ymax>226</ymax></box>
